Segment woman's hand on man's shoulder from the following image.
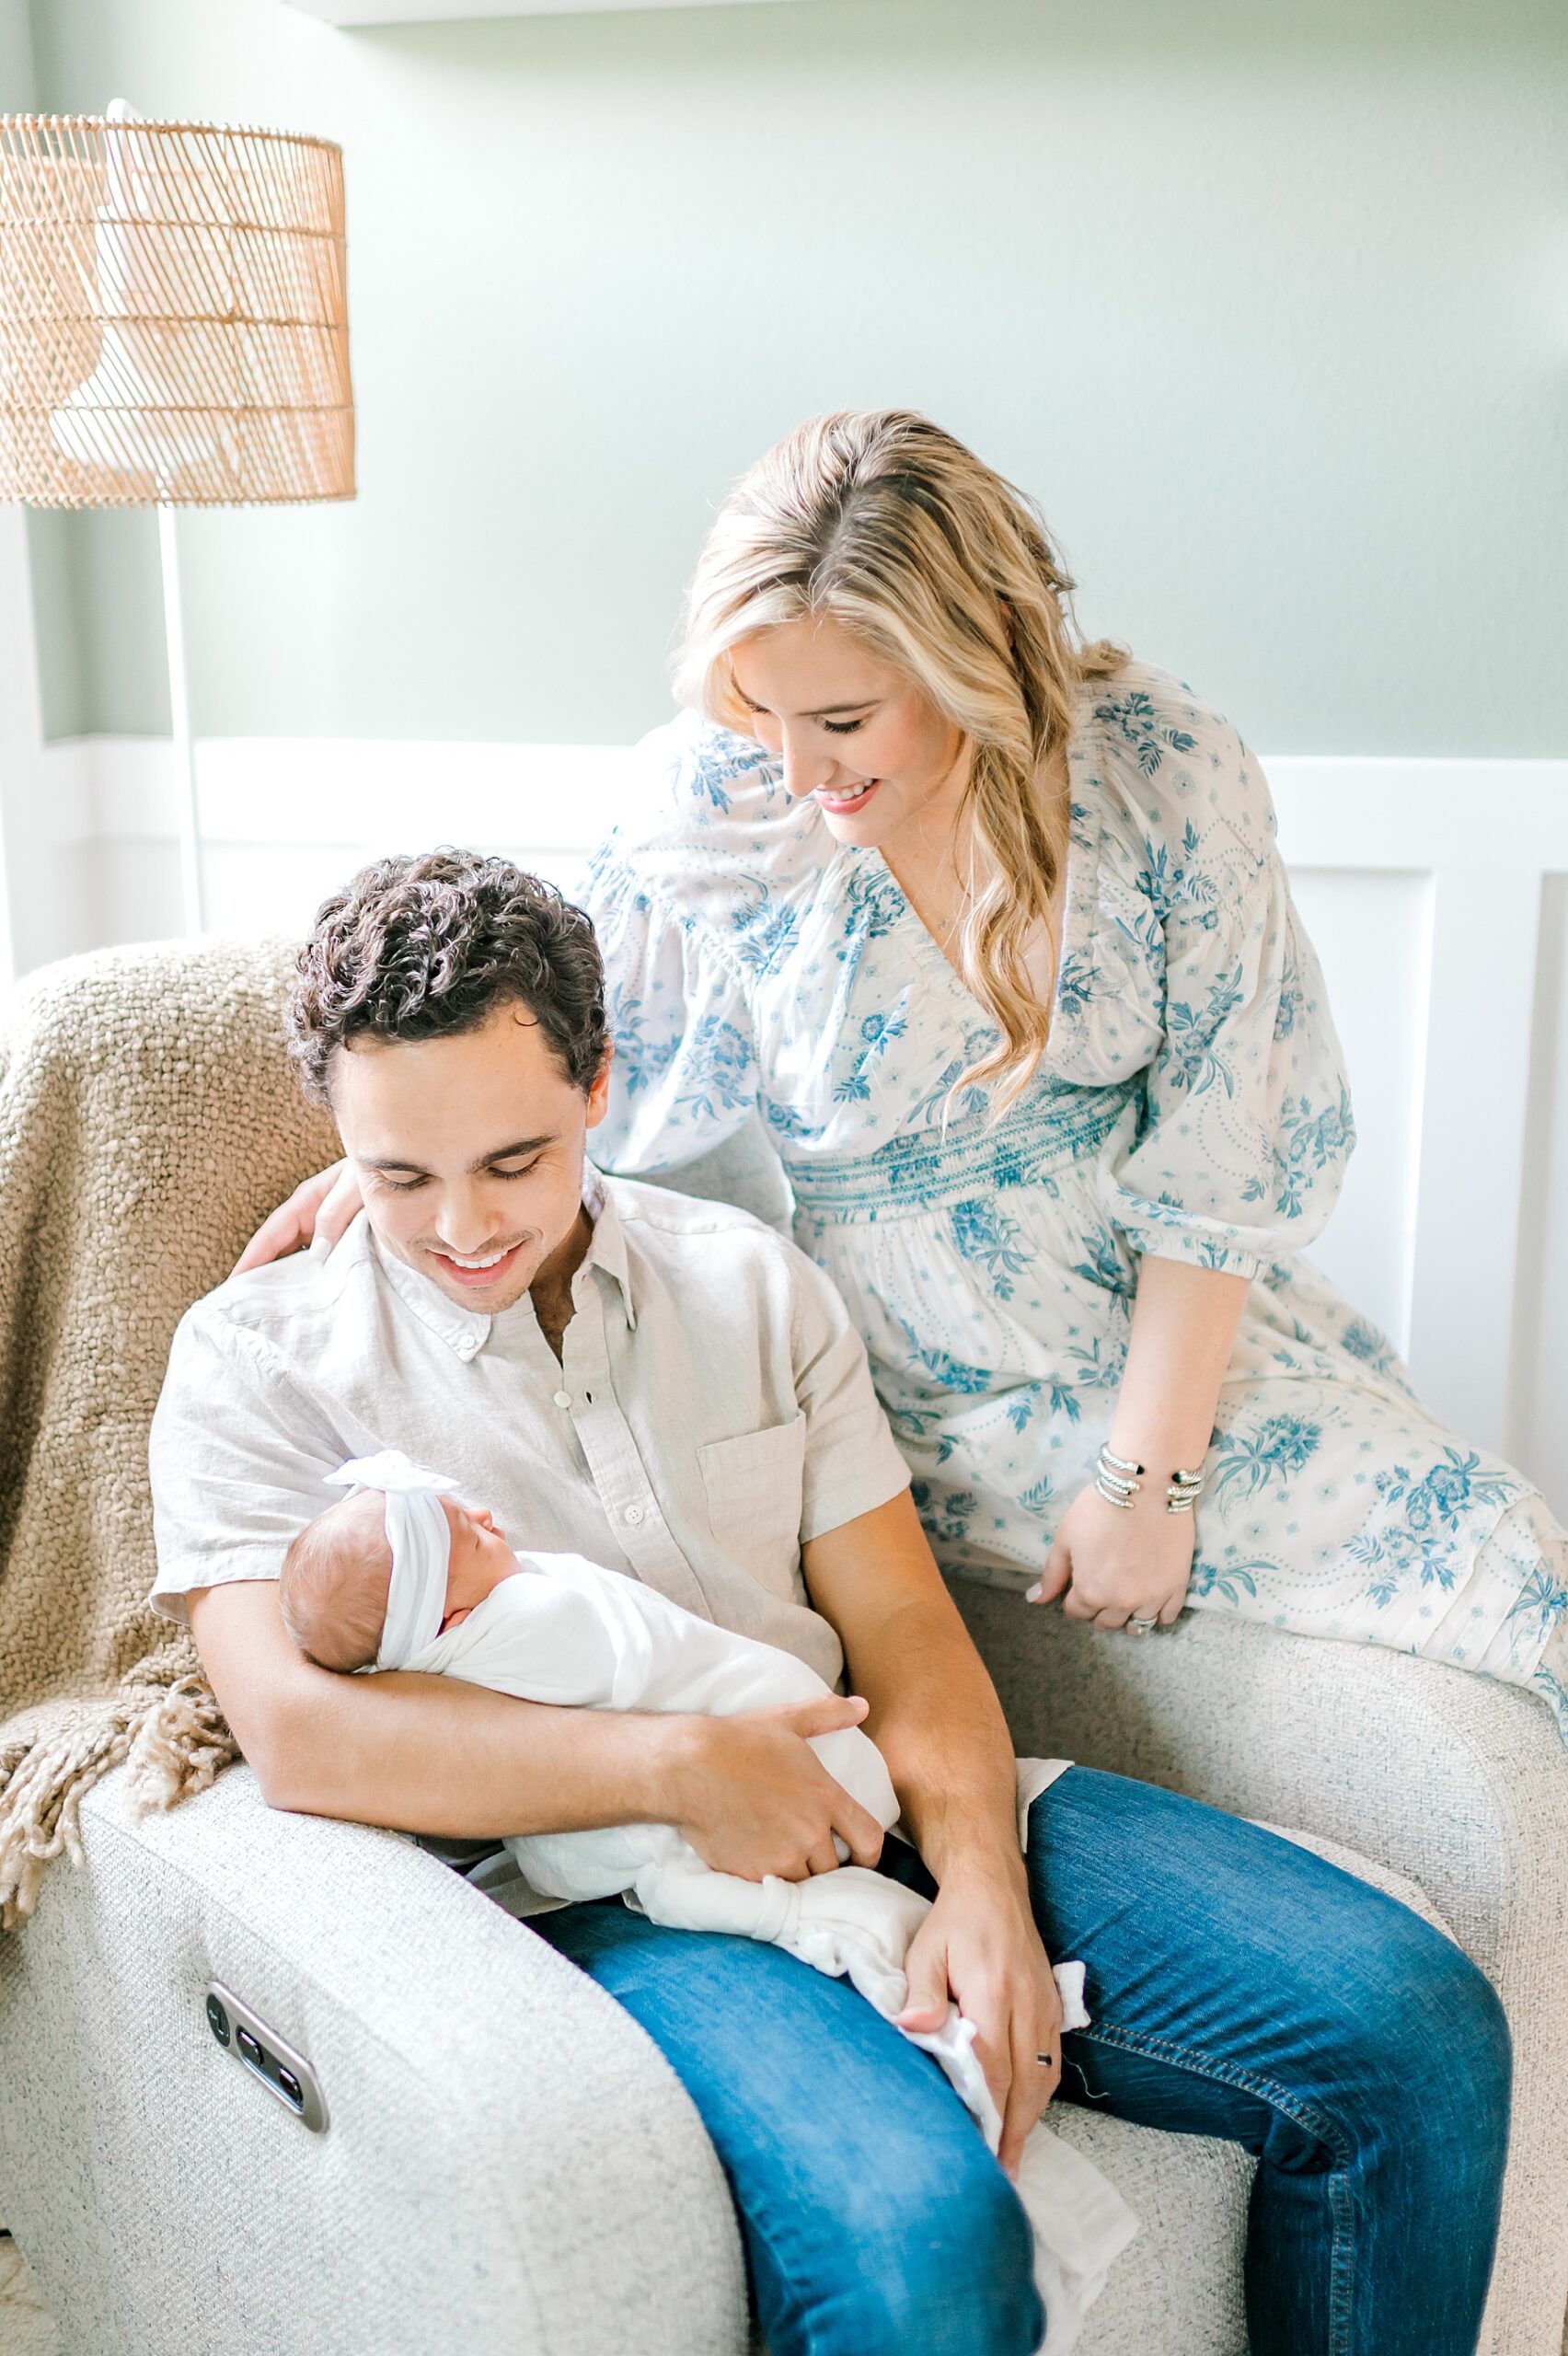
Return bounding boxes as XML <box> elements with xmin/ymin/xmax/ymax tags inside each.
<box><xmin>232</xmin><ymin>1160</ymin><xmax>361</xmax><ymax>1275</ymax></box>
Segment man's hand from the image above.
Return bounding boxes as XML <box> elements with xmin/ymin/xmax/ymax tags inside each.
<box><xmin>662</xmin><ymin>1695</ymin><xmax>886</xmax><ymax>1882</ymax></box>
<box><xmin>896</xmin><ymin>1858</ymin><xmax>1062</xmax><ymax>2177</ymax></box>
<box><xmin>1031</xmin><ymin>1479</ymin><xmax>1195</xmax><ymax>1630</ymax></box>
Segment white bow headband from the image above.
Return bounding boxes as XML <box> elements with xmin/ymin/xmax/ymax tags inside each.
<box><xmin>327</xmin><ymin>1449</ymin><xmax>462</xmax><ymax>1671</ymax></box>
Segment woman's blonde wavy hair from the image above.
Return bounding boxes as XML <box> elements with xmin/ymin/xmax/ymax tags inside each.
<box><xmin>675</xmin><ymin>410</ymin><xmax>1125</xmax><ymax>1115</ymax></box>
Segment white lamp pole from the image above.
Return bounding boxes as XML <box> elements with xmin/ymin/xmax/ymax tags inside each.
<box><xmin>155</xmin><ymin>495</ymin><xmax>203</xmax><ymax>931</ymax></box>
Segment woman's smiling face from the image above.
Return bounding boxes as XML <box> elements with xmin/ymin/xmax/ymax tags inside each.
<box><xmin>729</xmin><ymin>616</ymin><xmax>969</xmax><ymax>852</ymax></box>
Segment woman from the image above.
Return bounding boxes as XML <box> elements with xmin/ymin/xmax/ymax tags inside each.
<box><xmin>583</xmin><ymin>409</ymin><xmax>1567</xmax><ymax>1720</ymax></box>
<box><xmin>243</xmin><ymin>410</ymin><xmax>1528</xmax><ymax>2352</ymax></box>
<box><xmin>254</xmin><ymin>412</ymin><xmax>1565</xmax><ymax>1717</ymax></box>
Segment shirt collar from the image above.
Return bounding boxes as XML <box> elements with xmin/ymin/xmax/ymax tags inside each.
<box><xmin>368</xmin><ymin>1164</ymin><xmax>636</xmax><ymax>1361</ymax></box>
<box><xmin>578</xmin><ymin>1164</ymin><xmax>637</xmax><ymax>1332</ymax></box>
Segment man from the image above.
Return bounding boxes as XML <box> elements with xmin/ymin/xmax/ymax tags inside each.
<box><xmin>151</xmin><ymin>850</ymin><xmax>1055</xmax><ymax>2356</ymax></box>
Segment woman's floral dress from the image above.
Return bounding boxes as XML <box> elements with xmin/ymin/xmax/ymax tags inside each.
<box><xmin>583</xmin><ymin>662</ymin><xmax>1568</xmax><ymax>1744</ymax></box>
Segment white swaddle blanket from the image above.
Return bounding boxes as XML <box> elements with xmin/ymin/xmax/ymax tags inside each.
<box><xmin>337</xmin><ymin>1453</ymin><xmax>1137</xmax><ymax>2351</ymax></box>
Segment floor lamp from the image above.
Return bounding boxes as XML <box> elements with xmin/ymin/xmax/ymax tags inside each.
<box><xmin>0</xmin><ymin>104</ymin><xmax>353</xmax><ymax>932</ymax></box>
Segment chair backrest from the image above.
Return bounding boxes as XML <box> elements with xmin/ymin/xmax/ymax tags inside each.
<box><xmin>0</xmin><ymin>937</ymin><xmax>338</xmax><ymax>1717</ymax></box>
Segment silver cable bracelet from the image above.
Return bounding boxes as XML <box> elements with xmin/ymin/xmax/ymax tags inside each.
<box><xmin>1094</xmin><ymin>1445</ymin><xmax>1207</xmax><ymax>1517</ymax></box>
<box><xmin>1093</xmin><ymin>1445</ymin><xmax>1144</xmax><ymax>1511</ymax></box>
<box><xmin>1164</xmin><ymin>1467</ymin><xmax>1205</xmax><ymax>1517</ymax></box>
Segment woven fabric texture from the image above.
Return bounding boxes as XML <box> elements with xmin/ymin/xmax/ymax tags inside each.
<box><xmin>0</xmin><ymin>1762</ymin><xmax>745</xmax><ymax>2356</ymax></box>
<box><xmin>0</xmin><ymin>939</ymin><xmax>337</xmax><ymax>1931</ymax></box>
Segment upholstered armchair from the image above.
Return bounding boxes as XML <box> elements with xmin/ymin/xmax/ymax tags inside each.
<box><xmin>2</xmin><ymin>941</ymin><xmax>1563</xmax><ymax>2356</ymax></box>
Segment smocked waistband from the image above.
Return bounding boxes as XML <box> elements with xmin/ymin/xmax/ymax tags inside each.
<box><xmin>783</xmin><ymin>1076</ymin><xmax>1139</xmax><ymax>1223</ymax></box>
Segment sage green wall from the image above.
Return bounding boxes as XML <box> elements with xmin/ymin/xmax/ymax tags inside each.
<box><xmin>16</xmin><ymin>0</ymin><xmax>1568</xmax><ymax>752</ymax></box>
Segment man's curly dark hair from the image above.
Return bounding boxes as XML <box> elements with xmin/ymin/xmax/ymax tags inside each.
<box><xmin>286</xmin><ymin>849</ymin><xmax>608</xmax><ymax>1105</ymax></box>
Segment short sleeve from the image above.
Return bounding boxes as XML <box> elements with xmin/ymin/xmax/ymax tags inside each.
<box><xmin>787</xmin><ymin>1246</ymin><xmax>912</xmax><ymax>1542</ymax></box>
<box><xmin>1102</xmin><ymin>741</ymin><xmax>1355</xmax><ymax>1280</ymax></box>
<box><xmin>148</xmin><ymin>1308</ymin><xmax>344</xmax><ymax>1621</ymax></box>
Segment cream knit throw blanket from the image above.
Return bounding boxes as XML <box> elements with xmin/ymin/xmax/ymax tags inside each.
<box><xmin>0</xmin><ymin>938</ymin><xmax>337</xmax><ymax>1937</ymax></box>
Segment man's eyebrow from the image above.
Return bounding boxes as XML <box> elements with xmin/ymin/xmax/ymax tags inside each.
<box><xmin>357</xmin><ymin>1133</ymin><xmax>557</xmax><ymax>1177</ymax></box>
<box><xmin>471</xmin><ymin>1133</ymin><xmax>557</xmax><ymax>1170</ymax></box>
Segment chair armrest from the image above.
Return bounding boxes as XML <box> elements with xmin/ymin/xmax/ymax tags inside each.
<box><xmin>957</xmin><ymin>1587</ymin><xmax>1568</xmax><ymax>2356</ymax></box>
<box><xmin>0</xmin><ymin>1763</ymin><xmax>744</xmax><ymax>2356</ymax></box>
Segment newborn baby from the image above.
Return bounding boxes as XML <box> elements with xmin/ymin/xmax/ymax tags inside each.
<box><xmin>281</xmin><ymin>1452</ymin><xmax>1136</xmax><ymax>2355</ymax></box>
<box><xmin>280</xmin><ymin>1450</ymin><xmax>909</xmax><ymax>1937</ymax></box>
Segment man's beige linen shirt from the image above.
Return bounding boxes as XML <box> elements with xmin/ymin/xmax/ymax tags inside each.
<box><xmin>149</xmin><ymin>1172</ymin><xmax>910</xmax><ymax>1688</ymax></box>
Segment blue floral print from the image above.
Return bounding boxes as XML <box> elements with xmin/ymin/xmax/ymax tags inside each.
<box><xmin>1055</xmin><ymin>947</ymin><xmax>1095</xmax><ymax>1022</ymax></box>
<box><xmin>584</xmin><ymin>659</ymin><xmax>1568</xmax><ymax>1747</ymax></box>
<box><xmin>730</xmin><ymin>884</ymin><xmax>800</xmax><ymax>977</ymax></box>
<box><xmin>1092</xmin><ymin>688</ymin><xmax>1199</xmax><ymax>776</ymax></box>
<box><xmin>911</xmin><ymin>1480</ymin><xmax>978</xmax><ymax>1549</ymax></box>
<box><xmin>1211</xmin><ymin>1415</ymin><xmax>1323</xmax><ymax>1507</ymax></box>
<box><xmin>672</xmin><ymin>1014</ymin><xmax>754</xmax><ymax>1125</ymax></box>
<box><xmin>685</xmin><ymin>730</ymin><xmax>777</xmax><ymax>818</ymax></box>
<box><xmin>834</xmin><ymin>1009</ymin><xmax>908</xmax><ymax>1103</ymax></box>
<box><xmin>840</xmin><ymin>863</ymin><xmax>905</xmax><ymax>943</ymax></box>
<box><xmin>950</xmin><ymin>1198</ymin><xmax>1030</xmax><ymax>1299</ymax></box>
<box><xmin>604</xmin><ymin>980</ymin><xmax>678</xmax><ymax>1099</ymax></box>
<box><xmin>1379</xmin><ymin>1449</ymin><xmax>1515</xmax><ymax>1538</ymax></box>
<box><xmin>1163</xmin><ymin>968</ymin><xmax>1247</xmax><ymax>1096</ymax></box>
<box><xmin>1139</xmin><ymin>820</ymin><xmax>1221</xmax><ymax>931</ymax></box>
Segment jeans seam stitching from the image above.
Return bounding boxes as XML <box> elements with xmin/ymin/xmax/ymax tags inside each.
<box><xmin>1075</xmin><ymin>2022</ymin><xmax>1359</xmax><ymax>2355</ymax></box>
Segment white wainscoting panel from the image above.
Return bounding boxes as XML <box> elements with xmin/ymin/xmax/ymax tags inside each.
<box><xmin>18</xmin><ymin>730</ymin><xmax>1568</xmax><ymax>1525</ymax></box>
<box><xmin>1285</xmin><ymin>868</ymin><xmax>1430</xmax><ymax>1359</ymax></box>
<box><xmin>1511</xmin><ymin>875</ymin><xmax>1568</xmax><ymax>1516</ymax></box>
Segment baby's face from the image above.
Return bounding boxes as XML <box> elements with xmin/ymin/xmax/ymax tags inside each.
<box><xmin>439</xmin><ymin>1496</ymin><xmax>519</xmax><ymax>1629</ymax></box>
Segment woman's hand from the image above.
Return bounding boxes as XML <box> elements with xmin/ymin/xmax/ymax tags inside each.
<box><xmin>232</xmin><ymin>1161</ymin><xmax>363</xmax><ymax>1275</ymax></box>
<box><xmin>1030</xmin><ymin>1478</ymin><xmax>1195</xmax><ymax>1630</ymax></box>
<box><xmin>897</xmin><ymin>1859</ymin><xmax>1061</xmax><ymax>2177</ymax></box>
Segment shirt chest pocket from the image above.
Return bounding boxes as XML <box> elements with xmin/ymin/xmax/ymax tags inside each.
<box><xmin>699</xmin><ymin>1415</ymin><xmax>808</xmax><ymax>1592</ymax></box>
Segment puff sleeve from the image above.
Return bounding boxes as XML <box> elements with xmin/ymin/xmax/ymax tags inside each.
<box><xmin>586</xmin><ymin>850</ymin><xmax>761</xmax><ymax>1173</ymax></box>
<box><xmin>1101</xmin><ymin>744</ymin><xmax>1355</xmax><ymax>1280</ymax></box>
<box><xmin>583</xmin><ymin>717</ymin><xmax>788</xmax><ymax>1177</ymax></box>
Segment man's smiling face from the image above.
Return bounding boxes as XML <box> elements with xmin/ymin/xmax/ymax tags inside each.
<box><xmin>327</xmin><ymin>1000</ymin><xmax>610</xmax><ymax>1313</ymax></box>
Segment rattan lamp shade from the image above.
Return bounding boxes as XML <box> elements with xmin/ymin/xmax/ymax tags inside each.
<box><xmin>0</xmin><ymin>113</ymin><xmax>352</xmax><ymax>506</ymax></box>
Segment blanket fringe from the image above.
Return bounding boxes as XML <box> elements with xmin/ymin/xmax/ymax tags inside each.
<box><xmin>0</xmin><ymin>1678</ymin><xmax>237</xmax><ymax>1933</ymax></box>
<box><xmin>125</xmin><ymin>1676</ymin><xmax>236</xmax><ymax>1814</ymax></box>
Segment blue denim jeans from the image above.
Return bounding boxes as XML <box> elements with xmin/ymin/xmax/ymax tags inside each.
<box><xmin>536</xmin><ymin>1766</ymin><xmax>1511</xmax><ymax>2356</ymax></box>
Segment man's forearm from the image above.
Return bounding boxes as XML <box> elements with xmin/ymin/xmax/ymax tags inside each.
<box><xmin>190</xmin><ymin>1578</ymin><xmax>679</xmax><ymax>1837</ymax></box>
<box><xmin>274</xmin><ymin>1667</ymin><xmax>681</xmax><ymax>1836</ymax></box>
<box><xmin>805</xmin><ymin>1493</ymin><xmax>1028</xmax><ymax>1891</ymax></box>
<box><xmin>852</xmin><ymin>1597</ymin><xmax>1024</xmax><ymax>1890</ymax></box>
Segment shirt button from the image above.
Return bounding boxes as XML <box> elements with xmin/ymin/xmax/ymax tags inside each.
<box><xmin>553</xmin><ymin>1389</ymin><xmax>572</xmax><ymax>1409</ymax></box>
<box><xmin>623</xmin><ymin>1504</ymin><xmax>644</xmax><ymax>1526</ymax></box>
